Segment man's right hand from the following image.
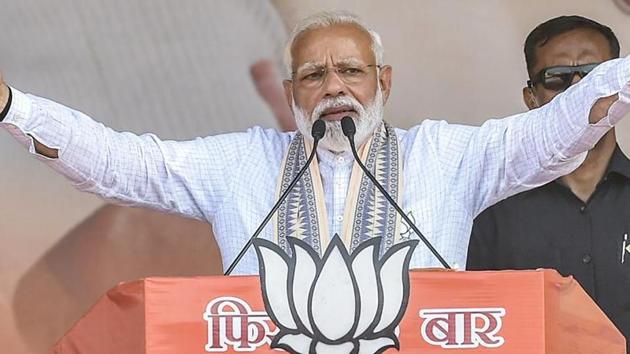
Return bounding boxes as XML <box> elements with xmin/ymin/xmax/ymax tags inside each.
<box><xmin>0</xmin><ymin>74</ymin><xmax>59</xmax><ymax>157</ymax></box>
<box><xmin>0</xmin><ymin>73</ymin><xmax>9</xmax><ymax>114</ymax></box>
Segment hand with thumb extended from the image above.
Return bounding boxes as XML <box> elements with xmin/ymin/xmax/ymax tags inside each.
<box><xmin>0</xmin><ymin>73</ymin><xmax>9</xmax><ymax>114</ymax></box>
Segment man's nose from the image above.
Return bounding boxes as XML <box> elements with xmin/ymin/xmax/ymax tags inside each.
<box><xmin>322</xmin><ymin>69</ymin><xmax>346</xmax><ymax>97</ymax></box>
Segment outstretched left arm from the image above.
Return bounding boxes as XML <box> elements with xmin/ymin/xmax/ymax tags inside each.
<box><xmin>439</xmin><ymin>55</ymin><xmax>630</xmax><ymax>218</ymax></box>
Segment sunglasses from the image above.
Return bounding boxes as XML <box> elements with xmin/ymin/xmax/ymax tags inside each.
<box><xmin>527</xmin><ymin>63</ymin><xmax>600</xmax><ymax>91</ymax></box>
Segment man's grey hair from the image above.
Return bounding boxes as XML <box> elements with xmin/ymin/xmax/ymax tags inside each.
<box><xmin>283</xmin><ymin>11</ymin><xmax>384</xmax><ymax>78</ymax></box>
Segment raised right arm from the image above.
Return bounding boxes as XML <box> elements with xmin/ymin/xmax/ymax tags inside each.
<box><xmin>0</xmin><ymin>79</ymin><xmax>251</xmax><ymax>222</ymax></box>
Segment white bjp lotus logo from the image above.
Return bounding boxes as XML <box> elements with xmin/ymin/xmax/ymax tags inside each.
<box><xmin>253</xmin><ymin>235</ymin><xmax>418</xmax><ymax>354</ymax></box>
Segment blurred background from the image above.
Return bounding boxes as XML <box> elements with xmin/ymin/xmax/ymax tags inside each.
<box><xmin>1</xmin><ymin>1</ymin><xmax>629</xmax><ymax>352</ymax></box>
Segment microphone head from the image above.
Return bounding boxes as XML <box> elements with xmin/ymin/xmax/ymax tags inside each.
<box><xmin>341</xmin><ymin>116</ymin><xmax>356</xmax><ymax>137</ymax></box>
<box><xmin>311</xmin><ymin>119</ymin><xmax>326</xmax><ymax>141</ymax></box>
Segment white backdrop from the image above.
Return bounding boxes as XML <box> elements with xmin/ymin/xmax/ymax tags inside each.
<box><xmin>1</xmin><ymin>1</ymin><xmax>629</xmax><ymax>352</ymax></box>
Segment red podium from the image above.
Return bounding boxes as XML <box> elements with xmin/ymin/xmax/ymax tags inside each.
<box><xmin>52</xmin><ymin>270</ymin><xmax>625</xmax><ymax>353</ymax></box>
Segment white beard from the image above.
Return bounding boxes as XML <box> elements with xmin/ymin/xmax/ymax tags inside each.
<box><xmin>293</xmin><ymin>88</ymin><xmax>384</xmax><ymax>153</ymax></box>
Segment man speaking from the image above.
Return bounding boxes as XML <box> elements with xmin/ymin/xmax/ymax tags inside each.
<box><xmin>0</xmin><ymin>11</ymin><xmax>629</xmax><ymax>274</ymax></box>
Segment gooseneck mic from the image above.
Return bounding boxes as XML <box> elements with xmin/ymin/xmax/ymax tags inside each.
<box><xmin>340</xmin><ymin>116</ymin><xmax>451</xmax><ymax>269</ymax></box>
<box><xmin>224</xmin><ymin>119</ymin><xmax>326</xmax><ymax>275</ymax></box>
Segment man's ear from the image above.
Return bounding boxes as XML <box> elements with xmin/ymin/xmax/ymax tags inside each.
<box><xmin>378</xmin><ymin>65</ymin><xmax>392</xmax><ymax>105</ymax></box>
<box><xmin>522</xmin><ymin>86</ymin><xmax>538</xmax><ymax>110</ymax></box>
<box><xmin>283</xmin><ymin>80</ymin><xmax>294</xmax><ymax>113</ymax></box>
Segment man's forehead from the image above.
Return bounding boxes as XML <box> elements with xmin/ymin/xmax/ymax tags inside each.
<box><xmin>291</xmin><ymin>23</ymin><xmax>374</xmax><ymax>68</ymax></box>
<box><xmin>534</xmin><ymin>28</ymin><xmax>612</xmax><ymax>68</ymax></box>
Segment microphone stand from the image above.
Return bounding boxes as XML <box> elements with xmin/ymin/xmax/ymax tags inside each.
<box><xmin>341</xmin><ymin>117</ymin><xmax>451</xmax><ymax>269</ymax></box>
<box><xmin>223</xmin><ymin>120</ymin><xmax>326</xmax><ymax>275</ymax></box>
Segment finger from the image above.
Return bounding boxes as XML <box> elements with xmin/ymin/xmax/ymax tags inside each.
<box><xmin>589</xmin><ymin>94</ymin><xmax>619</xmax><ymax>123</ymax></box>
<box><xmin>611</xmin><ymin>81</ymin><xmax>630</xmax><ymax>118</ymax></box>
<box><xmin>0</xmin><ymin>73</ymin><xmax>9</xmax><ymax>113</ymax></box>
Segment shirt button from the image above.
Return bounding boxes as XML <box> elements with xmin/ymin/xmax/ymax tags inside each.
<box><xmin>337</xmin><ymin>156</ymin><xmax>345</xmax><ymax>163</ymax></box>
<box><xmin>336</xmin><ymin>215</ymin><xmax>343</xmax><ymax>222</ymax></box>
<box><xmin>582</xmin><ymin>254</ymin><xmax>592</xmax><ymax>264</ymax></box>
<box><xmin>579</xmin><ymin>206</ymin><xmax>586</xmax><ymax>213</ymax></box>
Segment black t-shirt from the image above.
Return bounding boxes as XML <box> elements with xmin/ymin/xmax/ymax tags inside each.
<box><xmin>468</xmin><ymin>146</ymin><xmax>630</xmax><ymax>349</ymax></box>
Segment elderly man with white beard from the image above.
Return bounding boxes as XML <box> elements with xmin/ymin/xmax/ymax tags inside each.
<box><xmin>1</xmin><ymin>11</ymin><xmax>630</xmax><ymax>274</ymax></box>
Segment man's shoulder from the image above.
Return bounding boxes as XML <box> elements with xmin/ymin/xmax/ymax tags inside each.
<box><xmin>211</xmin><ymin>125</ymin><xmax>295</xmax><ymax>145</ymax></box>
<box><xmin>397</xmin><ymin>120</ymin><xmax>481</xmax><ymax>156</ymax></box>
<box><xmin>243</xmin><ymin>125</ymin><xmax>296</xmax><ymax>141</ymax></box>
<box><xmin>398</xmin><ymin>119</ymin><xmax>478</xmax><ymax>138</ymax></box>
<box><xmin>198</xmin><ymin>126</ymin><xmax>295</xmax><ymax>162</ymax></box>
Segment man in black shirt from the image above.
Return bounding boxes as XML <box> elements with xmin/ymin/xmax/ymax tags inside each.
<box><xmin>467</xmin><ymin>16</ymin><xmax>629</xmax><ymax>348</ymax></box>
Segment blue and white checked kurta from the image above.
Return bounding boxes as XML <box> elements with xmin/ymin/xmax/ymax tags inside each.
<box><xmin>2</xmin><ymin>56</ymin><xmax>630</xmax><ymax>274</ymax></box>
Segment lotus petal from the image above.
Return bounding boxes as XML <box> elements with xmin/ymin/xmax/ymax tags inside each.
<box><xmin>314</xmin><ymin>341</ymin><xmax>354</xmax><ymax>354</ymax></box>
<box><xmin>357</xmin><ymin>336</ymin><xmax>398</xmax><ymax>354</ymax></box>
<box><xmin>288</xmin><ymin>238</ymin><xmax>318</xmax><ymax>335</ymax></box>
<box><xmin>309</xmin><ymin>236</ymin><xmax>357</xmax><ymax>341</ymax></box>
<box><xmin>253</xmin><ymin>239</ymin><xmax>297</xmax><ymax>330</ymax></box>
<box><xmin>351</xmin><ymin>238</ymin><xmax>380</xmax><ymax>337</ymax></box>
<box><xmin>373</xmin><ymin>241</ymin><xmax>417</xmax><ymax>333</ymax></box>
<box><xmin>272</xmin><ymin>333</ymin><xmax>312</xmax><ymax>354</ymax></box>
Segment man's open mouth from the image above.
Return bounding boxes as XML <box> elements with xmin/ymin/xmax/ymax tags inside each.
<box><xmin>319</xmin><ymin>105</ymin><xmax>357</xmax><ymax>121</ymax></box>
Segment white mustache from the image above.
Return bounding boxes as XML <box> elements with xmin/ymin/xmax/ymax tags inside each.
<box><xmin>311</xmin><ymin>96</ymin><xmax>363</xmax><ymax>121</ymax></box>
<box><xmin>292</xmin><ymin>87</ymin><xmax>383</xmax><ymax>152</ymax></box>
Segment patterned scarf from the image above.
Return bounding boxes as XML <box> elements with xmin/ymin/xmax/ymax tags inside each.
<box><xmin>274</xmin><ymin>122</ymin><xmax>403</xmax><ymax>256</ymax></box>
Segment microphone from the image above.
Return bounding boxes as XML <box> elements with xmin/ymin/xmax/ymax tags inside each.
<box><xmin>340</xmin><ymin>116</ymin><xmax>451</xmax><ymax>269</ymax></box>
<box><xmin>224</xmin><ymin>119</ymin><xmax>326</xmax><ymax>275</ymax></box>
